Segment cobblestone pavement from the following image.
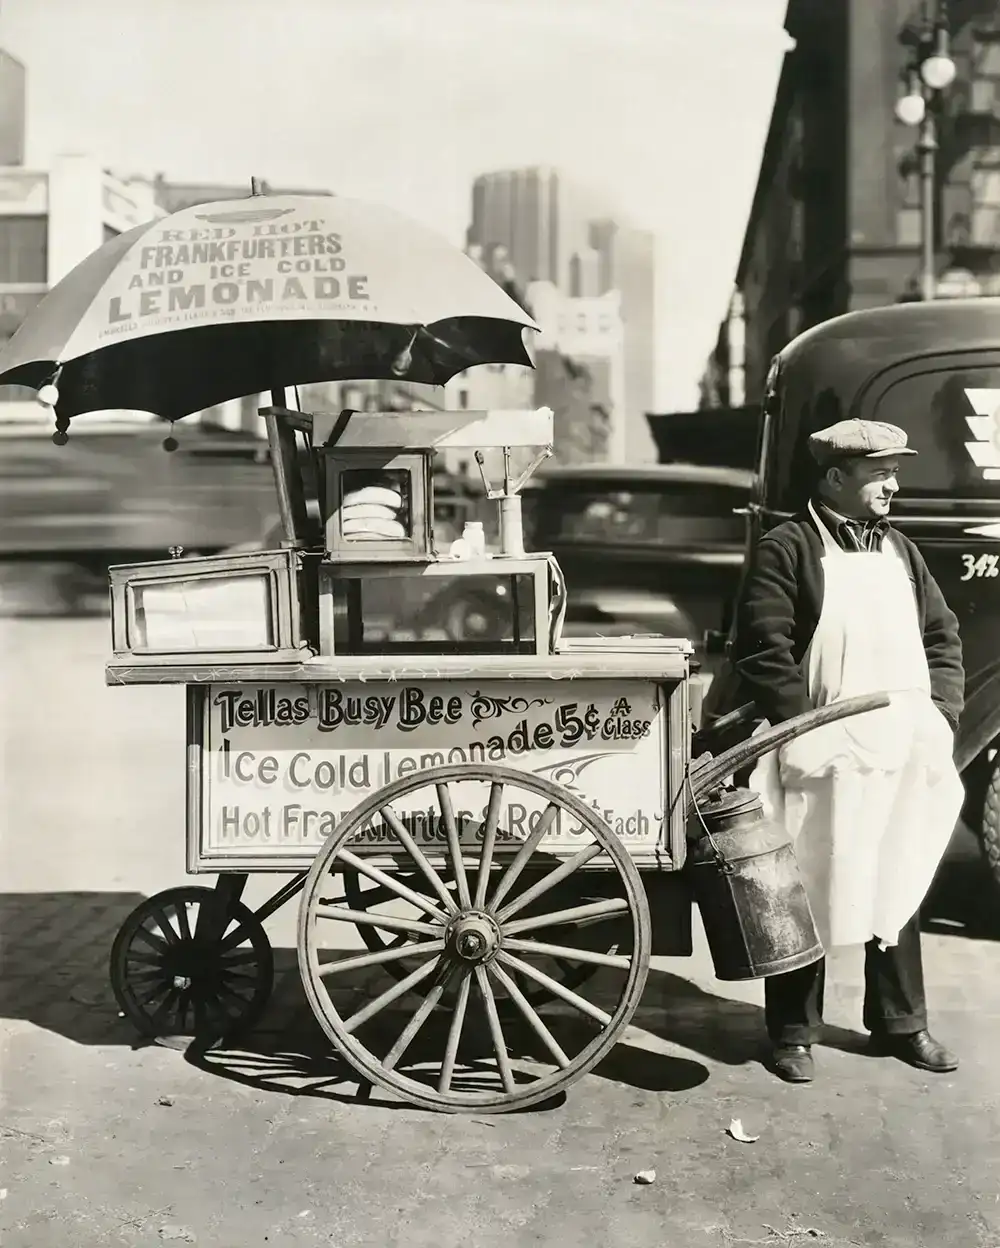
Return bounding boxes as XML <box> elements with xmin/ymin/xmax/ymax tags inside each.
<box><xmin>2</xmin><ymin>619</ymin><xmax>1000</xmax><ymax>1248</ymax></box>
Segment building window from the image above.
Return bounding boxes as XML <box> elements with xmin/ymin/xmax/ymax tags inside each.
<box><xmin>0</xmin><ymin>216</ymin><xmax>47</xmax><ymax>283</ymax></box>
<box><xmin>970</xmin><ymin>147</ymin><xmax>1000</xmax><ymax>246</ymax></box>
<box><xmin>971</xmin><ymin>77</ymin><xmax>999</xmax><ymax>113</ymax></box>
<box><xmin>457</xmin><ymin>388</ymin><xmax>469</xmax><ymax>409</ymax></box>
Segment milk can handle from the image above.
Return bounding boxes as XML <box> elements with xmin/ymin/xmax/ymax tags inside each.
<box><xmin>686</xmin><ymin>771</ymin><xmax>735</xmax><ymax>874</ymax></box>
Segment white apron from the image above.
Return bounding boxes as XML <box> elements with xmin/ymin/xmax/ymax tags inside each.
<box><xmin>748</xmin><ymin>501</ymin><xmax>964</xmax><ymax>949</ymax></box>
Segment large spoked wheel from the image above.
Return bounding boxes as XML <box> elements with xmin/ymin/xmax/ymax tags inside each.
<box><xmin>110</xmin><ymin>886</ymin><xmax>274</xmax><ymax>1046</ymax></box>
<box><xmin>297</xmin><ymin>764</ymin><xmax>651</xmax><ymax>1114</ymax></box>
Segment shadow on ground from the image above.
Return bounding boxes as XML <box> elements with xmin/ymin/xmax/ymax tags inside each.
<box><xmin>921</xmin><ymin>850</ymin><xmax>1000</xmax><ymax>941</ymax></box>
<box><xmin>2</xmin><ymin>861</ymin><xmax>996</xmax><ymax>1111</ymax></box>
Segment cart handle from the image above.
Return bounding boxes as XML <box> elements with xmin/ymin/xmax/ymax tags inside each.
<box><xmin>691</xmin><ymin>700</ymin><xmax>760</xmax><ymax>756</ymax></box>
<box><xmin>687</xmin><ymin>691</ymin><xmax>892</xmax><ymax>807</ymax></box>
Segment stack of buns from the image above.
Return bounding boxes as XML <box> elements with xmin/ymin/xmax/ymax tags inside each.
<box><xmin>340</xmin><ymin>482</ymin><xmax>408</xmax><ymax>540</ymax></box>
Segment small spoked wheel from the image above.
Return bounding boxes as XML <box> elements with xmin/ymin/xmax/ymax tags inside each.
<box><xmin>297</xmin><ymin>764</ymin><xmax>651</xmax><ymax>1114</ymax></box>
<box><xmin>110</xmin><ymin>886</ymin><xmax>274</xmax><ymax>1047</ymax></box>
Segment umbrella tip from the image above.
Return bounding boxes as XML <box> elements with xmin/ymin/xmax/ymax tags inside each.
<box><xmin>391</xmin><ymin>328</ymin><xmax>419</xmax><ymax>377</ymax></box>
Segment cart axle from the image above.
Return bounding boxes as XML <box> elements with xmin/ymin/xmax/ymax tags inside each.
<box><xmin>447</xmin><ymin>911</ymin><xmax>501</xmax><ymax>964</ymax></box>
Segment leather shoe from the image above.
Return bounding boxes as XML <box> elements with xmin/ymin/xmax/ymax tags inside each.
<box><xmin>767</xmin><ymin>1044</ymin><xmax>814</xmax><ymax>1083</ymax></box>
<box><xmin>868</xmin><ymin>1029</ymin><xmax>958</xmax><ymax>1073</ymax></box>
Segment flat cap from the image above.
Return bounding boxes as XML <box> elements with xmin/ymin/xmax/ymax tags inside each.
<box><xmin>808</xmin><ymin>419</ymin><xmax>918</xmax><ymax>464</ymax></box>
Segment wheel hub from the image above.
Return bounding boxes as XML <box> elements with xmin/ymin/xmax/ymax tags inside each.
<box><xmin>448</xmin><ymin>911</ymin><xmax>501</xmax><ymax>964</ymax></box>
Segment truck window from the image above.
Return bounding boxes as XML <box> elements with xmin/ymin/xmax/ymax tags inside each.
<box><xmin>870</xmin><ymin>365</ymin><xmax>1000</xmax><ymax>498</ymax></box>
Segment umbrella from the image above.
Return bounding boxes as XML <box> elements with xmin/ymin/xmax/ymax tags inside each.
<box><xmin>0</xmin><ymin>192</ymin><xmax>538</xmax><ymax>430</ymax></box>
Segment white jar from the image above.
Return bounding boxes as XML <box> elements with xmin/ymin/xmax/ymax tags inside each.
<box><xmin>462</xmin><ymin>521</ymin><xmax>486</xmax><ymax>558</ymax></box>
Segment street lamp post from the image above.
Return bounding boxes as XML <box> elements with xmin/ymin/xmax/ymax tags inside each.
<box><xmin>894</xmin><ymin>0</ymin><xmax>957</xmax><ymax>301</ymax></box>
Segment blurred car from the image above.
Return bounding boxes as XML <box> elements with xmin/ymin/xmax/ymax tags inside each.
<box><xmin>522</xmin><ymin>462</ymin><xmax>753</xmax><ymax>650</ymax></box>
<box><xmin>0</xmin><ymin>413</ymin><xmax>277</xmax><ymax>615</ymax></box>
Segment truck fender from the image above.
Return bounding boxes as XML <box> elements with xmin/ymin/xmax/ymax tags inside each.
<box><xmin>955</xmin><ymin>661</ymin><xmax>1000</xmax><ymax>776</ymax></box>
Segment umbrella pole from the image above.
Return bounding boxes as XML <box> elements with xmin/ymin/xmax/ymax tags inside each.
<box><xmin>264</xmin><ymin>386</ymin><xmax>308</xmax><ymax>548</ymax></box>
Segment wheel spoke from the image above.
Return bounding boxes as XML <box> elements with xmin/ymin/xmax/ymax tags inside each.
<box><xmin>497</xmin><ymin>951</ymin><xmax>613</xmax><ymax>1026</ymax></box>
<box><xmin>125</xmin><ymin>949</ymin><xmax>166</xmax><ymax>969</ymax></box>
<box><xmin>378</xmin><ymin>805</ymin><xmax>459</xmax><ymax>915</ymax></box>
<box><xmin>474</xmin><ymin>966</ymin><xmax>515</xmax><ymax>1093</ymax></box>
<box><xmin>342</xmin><ymin>956</ymin><xmax>443</xmax><ymax>1034</ymax></box>
<box><xmin>218</xmin><ymin>969</ymin><xmax>257</xmax><ymax>993</ymax></box>
<box><xmin>219</xmin><ymin>948</ymin><xmax>261</xmax><ymax>967</ymax></box>
<box><xmin>315</xmin><ymin>906</ymin><xmax>442</xmax><ymax>938</ymax></box>
<box><xmin>382</xmin><ymin>976</ymin><xmax>452</xmax><ymax>1071</ymax></box>
<box><xmin>218</xmin><ymin>924</ymin><xmax>252</xmax><ymax>955</ymax></box>
<box><xmin>436</xmin><ymin>782</ymin><xmax>472</xmax><ymax>908</ymax></box>
<box><xmin>503</xmin><ymin>936</ymin><xmax>631</xmax><ymax>970</ymax></box>
<box><xmin>496</xmin><ymin>843</ymin><xmax>604</xmax><ymax>922</ymax></box>
<box><xmin>487</xmin><ymin>804</ymin><xmax>559</xmax><ymax>911</ymax></box>
<box><xmin>438</xmin><ymin>971</ymin><xmax>472</xmax><ymax>1094</ymax></box>
<box><xmin>474</xmin><ymin>782</ymin><xmax>504</xmax><ymax>907</ymax></box>
<box><xmin>149</xmin><ymin>908</ymin><xmax>180</xmax><ymax>947</ymax></box>
<box><xmin>487</xmin><ymin>961</ymin><xmax>571</xmax><ymax>1068</ymax></box>
<box><xmin>132</xmin><ymin>926</ymin><xmax>170</xmax><ymax>956</ymax></box>
<box><xmin>336</xmin><ymin>849</ymin><xmax>450</xmax><ymax>923</ymax></box>
<box><xmin>192</xmin><ymin>997</ymin><xmax>210</xmax><ymax>1036</ymax></box>
<box><xmin>149</xmin><ymin>987</ymin><xmax>183</xmax><ymax>1027</ymax></box>
<box><xmin>175</xmin><ymin>903</ymin><xmax>193</xmax><ymax>943</ymax></box>
<box><xmin>128</xmin><ymin>967</ymin><xmax>169</xmax><ymax>989</ymax></box>
<box><xmin>504</xmin><ymin>897</ymin><xmax>629</xmax><ymax>936</ymax></box>
<box><xmin>215</xmin><ymin>980</ymin><xmax>256</xmax><ymax>1010</ymax></box>
<box><xmin>318</xmin><ymin>939</ymin><xmax>446</xmax><ymax>978</ymax></box>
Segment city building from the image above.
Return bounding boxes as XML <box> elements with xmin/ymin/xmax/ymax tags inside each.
<box><xmin>533</xmin><ymin>348</ymin><xmax>611</xmax><ymax>465</ymax></box>
<box><xmin>468</xmin><ymin>167</ymin><xmax>656</xmax><ymax>462</ymax></box>
<box><xmin>0</xmin><ymin>48</ymin><xmax>26</xmax><ymax>167</ymax></box>
<box><xmin>698</xmin><ymin>290</ymin><xmax>747</xmax><ymax>410</ymax></box>
<box><xmin>467</xmin><ymin>166</ymin><xmax>605</xmax><ymax>291</ymax></box>
<box><xmin>587</xmin><ymin>217</ymin><xmax>657</xmax><ymax>461</ymax></box>
<box><xmin>703</xmin><ymin>0</ymin><xmax>1000</xmax><ymax>406</ymax></box>
<box><xmin>526</xmin><ymin>279</ymin><xmax>626</xmax><ymax>462</ymax></box>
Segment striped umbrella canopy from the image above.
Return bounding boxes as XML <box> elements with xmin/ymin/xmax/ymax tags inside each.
<box><xmin>0</xmin><ymin>193</ymin><xmax>538</xmax><ymax>430</ymax></box>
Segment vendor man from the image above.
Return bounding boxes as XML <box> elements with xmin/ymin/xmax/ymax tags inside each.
<box><xmin>730</xmin><ymin>418</ymin><xmax>965</xmax><ymax>1084</ymax></box>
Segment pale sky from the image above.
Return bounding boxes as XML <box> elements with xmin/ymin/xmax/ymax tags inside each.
<box><xmin>1</xmin><ymin>0</ymin><xmax>789</xmax><ymax>411</ymax></box>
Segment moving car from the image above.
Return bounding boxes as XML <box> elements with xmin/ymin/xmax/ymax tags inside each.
<box><xmin>523</xmin><ymin>462</ymin><xmax>752</xmax><ymax>648</ymax></box>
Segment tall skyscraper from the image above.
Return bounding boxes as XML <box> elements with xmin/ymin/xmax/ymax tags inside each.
<box><xmin>588</xmin><ymin>219</ymin><xmax>657</xmax><ymax>462</ymax></box>
<box><xmin>0</xmin><ymin>48</ymin><xmax>27</xmax><ymax>167</ymax></box>
<box><xmin>467</xmin><ymin>166</ymin><xmax>604</xmax><ymax>292</ymax></box>
<box><xmin>468</xmin><ymin>166</ymin><xmax>657</xmax><ymax>461</ymax></box>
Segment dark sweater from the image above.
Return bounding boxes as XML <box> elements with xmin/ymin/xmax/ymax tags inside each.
<box><xmin>731</xmin><ymin>505</ymin><xmax>965</xmax><ymax>731</ymax></box>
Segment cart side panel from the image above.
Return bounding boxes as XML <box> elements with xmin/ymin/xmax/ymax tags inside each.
<box><xmin>666</xmin><ymin>677</ymin><xmax>690</xmax><ymax>868</ymax></box>
<box><xmin>186</xmin><ymin>673</ymin><xmax>682</xmax><ymax>874</ymax></box>
<box><xmin>185</xmin><ymin>684</ymin><xmax>208</xmax><ymax>874</ymax></box>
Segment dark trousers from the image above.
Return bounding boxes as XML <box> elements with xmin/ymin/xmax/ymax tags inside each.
<box><xmin>764</xmin><ymin>915</ymin><xmax>927</xmax><ymax>1046</ymax></box>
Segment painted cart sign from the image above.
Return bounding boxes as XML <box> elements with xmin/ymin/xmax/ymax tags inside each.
<box><xmin>198</xmin><ymin>680</ymin><xmax>667</xmax><ymax>860</ymax></box>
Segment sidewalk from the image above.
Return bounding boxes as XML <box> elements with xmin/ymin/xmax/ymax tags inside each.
<box><xmin>2</xmin><ymin>619</ymin><xmax>999</xmax><ymax>1247</ymax></box>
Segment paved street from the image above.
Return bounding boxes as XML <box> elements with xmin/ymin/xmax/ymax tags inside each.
<box><xmin>2</xmin><ymin>617</ymin><xmax>1000</xmax><ymax>1248</ymax></box>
